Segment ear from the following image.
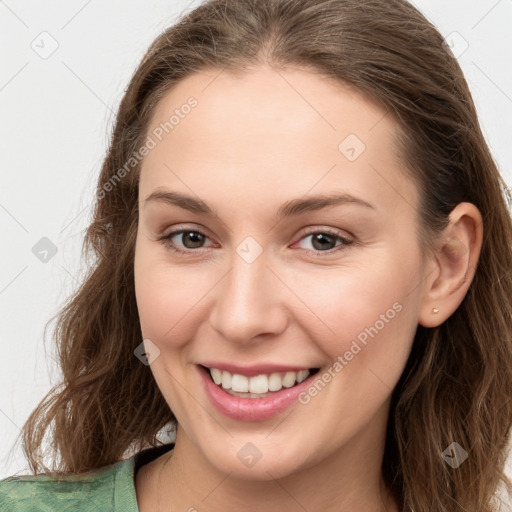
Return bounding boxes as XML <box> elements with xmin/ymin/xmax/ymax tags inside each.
<box><xmin>418</xmin><ymin>202</ymin><xmax>483</xmax><ymax>328</ymax></box>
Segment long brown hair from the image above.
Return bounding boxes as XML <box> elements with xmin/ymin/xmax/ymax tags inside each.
<box><xmin>19</xmin><ymin>0</ymin><xmax>512</xmax><ymax>510</ymax></box>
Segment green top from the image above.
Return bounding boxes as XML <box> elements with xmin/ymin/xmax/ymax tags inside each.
<box><xmin>0</xmin><ymin>443</ymin><xmax>175</xmax><ymax>511</ymax></box>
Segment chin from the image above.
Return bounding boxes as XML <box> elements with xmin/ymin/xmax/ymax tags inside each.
<box><xmin>199</xmin><ymin>436</ymin><xmax>311</xmax><ymax>481</ymax></box>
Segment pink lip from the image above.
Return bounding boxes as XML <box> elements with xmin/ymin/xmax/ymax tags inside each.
<box><xmin>198</xmin><ymin>365</ymin><xmax>319</xmax><ymax>422</ymax></box>
<box><xmin>198</xmin><ymin>361</ymin><xmax>315</xmax><ymax>377</ymax></box>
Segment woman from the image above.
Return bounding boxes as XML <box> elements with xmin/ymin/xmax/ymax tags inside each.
<box><xmin>1</xmin><ymin>0</ymin><xmax>511</xmax><ymax>511</ymax></box>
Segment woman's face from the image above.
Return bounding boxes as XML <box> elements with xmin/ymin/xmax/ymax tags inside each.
<box><xmin>134</xmin><ymin>65</ymin><xmax>430</xmax><ymax>479</ymax></box>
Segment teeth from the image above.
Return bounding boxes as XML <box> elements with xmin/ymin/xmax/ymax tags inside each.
<box><xmin>231</xmin><ymin>374</ymin><xmax>249</xmax><ymax>392</ymax></box>
<box><xmin>210</xmin><ymin>368</ymin><xmax>222</xmax><ymax>385</ymax></box>
<box><xmin>249</xmin><ymin>374</ymin><xmax>268</xmax><ymax>394</ymax></box>
<box><xmin>221</xmin><ymin>370</ymin><xmax>232</xmax><ymax>389</ymax></box>
<box><xmin>268</xmin><ymin>373</ymin><xmax>282</xmax><ymax>391</ymax></box>
<box><xmin>207</xmin><ymin>367</ymin><xmax>313</xmax><ymax>396</ymax></box>
<box><xmin>282</xmin><ymin>371</ymin><xmax>296</xmax><ymax>388</ymax></box>
<box><xmin>297</xmin><ymin>369</ymin><xmax>309</xmax><ymax>383</ymax></box>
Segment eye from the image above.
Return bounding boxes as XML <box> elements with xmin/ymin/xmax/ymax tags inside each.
<box><xmin>159</xmin><ymin>227</ymin><xmax>353</xmax><ymax>256</ymax></box>
<box><xmin>160</xmin><ymin>229</ymin><xmax>214</xmax><ymax>253</ymax></box>
<box><xmin>295</xmin><ymin>230</ymin><xmax>353</xmax><ymax>254</ymax></box>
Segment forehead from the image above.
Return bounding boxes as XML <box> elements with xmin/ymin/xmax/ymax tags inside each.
<box><xmin>140</xmin><ymin>65</ymin><xmax>418</xmax><ymax>216</ymax></box>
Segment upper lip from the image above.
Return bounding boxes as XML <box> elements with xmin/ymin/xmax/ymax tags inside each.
<box><xmin>199</xmin><ymin>362</ymin><xmax>317</xmax><ymax>377</ymax></box>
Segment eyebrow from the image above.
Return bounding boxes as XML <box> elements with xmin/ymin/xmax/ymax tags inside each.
<box><xmin>144</xmin><ymin>189</ymin><xmax>375</xmax><ymax>219</ymax></box>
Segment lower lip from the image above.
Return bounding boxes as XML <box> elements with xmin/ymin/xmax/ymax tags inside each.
<box><xmin>198</xmin><ymin>365</ymin><xmax>319</xmax><ymax>421</ymax></box>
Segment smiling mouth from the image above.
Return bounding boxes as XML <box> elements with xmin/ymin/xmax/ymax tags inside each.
<box><xmin>199</xmin><ymin>365</ymin><xmax>320</xmax><ymax>398</ymax></box>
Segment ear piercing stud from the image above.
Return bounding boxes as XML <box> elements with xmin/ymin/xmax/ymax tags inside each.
<box><xmin>432</xmin><ymin>307</ymin><xmax>439</xmax><ymax>314</ymax></box>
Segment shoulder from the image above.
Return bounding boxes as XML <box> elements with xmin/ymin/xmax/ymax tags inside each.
<box><xmin>0</xmin><ymin>457</ymin><xmax>138</xmax><ymax>512</ymax></box>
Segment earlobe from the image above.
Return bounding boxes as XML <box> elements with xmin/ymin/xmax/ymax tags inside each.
<box><xmin>418</xmin><ymin>202</ymin><xmax>483</xmax><ymax>328</ymax></box>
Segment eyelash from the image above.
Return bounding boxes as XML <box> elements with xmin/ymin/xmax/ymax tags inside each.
<box><xmin>158</xmin><ymin>227</ymin><xmax>354</xmax><ymax>256</ymax></box>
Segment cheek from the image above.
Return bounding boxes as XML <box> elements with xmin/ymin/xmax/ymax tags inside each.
<box><xmin>290</xmin><ymin>252</ymin><xmax>420</xmax><ymax>372</ymax></box>
<box><xmin>134</xmin><ymin>239</ymin><xmax>214</xmax><ymax>347</ymax></box>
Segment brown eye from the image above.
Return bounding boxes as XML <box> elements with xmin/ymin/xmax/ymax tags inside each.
<box><xmin>296</xmin><ymin>230</ymin><xmax>353</xmax><ymax>254</ymax></box>
<box><xmin>161</xmin><ymin>229</ymin><xmax>213</xmax><ymax>253</ymax></box>
<box><xmin>177</xmin><ymin>231</ymin><xmax>206</xmax><ymax>249</ymax></box>
<box><xmin>310</xmin><ymin>233</ymin><xmax>337</xmax><ymax>251</ymax></box>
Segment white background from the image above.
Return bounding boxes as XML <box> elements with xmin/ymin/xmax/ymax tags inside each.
<box><xmin>1</xmin><ymin>0</ymin><xmax>511</xmax><ymax>498</ymax></box>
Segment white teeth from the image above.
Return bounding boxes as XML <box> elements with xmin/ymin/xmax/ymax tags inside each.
<box><xmin>268</xmin><ymin>373</ymin><xmax>282</xmax><ymax>391</ymax></box>
<box><xmin>210</xmin><ymin>368</ymin><xmax>222</xmax><ymax>385</ymax></box>
<box><xmin>249</xmin><ymin>374</ymin><xmax>268</xmax><ymax>394</ymax></box>
<box><xmin>231</xmin><ymin>374</ymin><xmax>249</xmax><ymax>392</ymax></box>
<box><xmin>297</xmin><ymin>369</ymin><xmax>309</xmax><ymax>383</ymax></box>
<box><xmin>207</xmin><ymin>367</ymin><xmax>313</xmax><ymax>396</ymax></box>
<box><xmin>282</xmin><ymin>371</ymin><xmax>296</xmax><ymax>388</ymax></box>
<box><xmin>221</xmin><ymin>370</ymin><xmax>232</xmax><ymax>389</ymax></box>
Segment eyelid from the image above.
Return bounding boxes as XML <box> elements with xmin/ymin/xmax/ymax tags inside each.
<box><xmin>158</xmin><ymin>224</ymin><xmax>214</xmax><ymax>253</ymax></box>
<box><xmin>294</xmin><ymin>225</ymin><xmax>353</xmax><ymax>241</ymax></box>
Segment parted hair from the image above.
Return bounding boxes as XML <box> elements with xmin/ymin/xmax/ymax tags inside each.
<box><xmin>20</xmin><ymin>1</ymin><xmax>512</xmax><ymax>511</ymax></box>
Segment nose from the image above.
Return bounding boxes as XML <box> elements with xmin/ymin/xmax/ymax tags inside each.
<box><xmin>208</xmin><ymin>247</ymin><xmax>288</xmax><ymax>345</ymax></box>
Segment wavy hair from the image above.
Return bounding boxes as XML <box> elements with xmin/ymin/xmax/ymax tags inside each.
<box><xmin>19</xmin><ymin>0</ymin><xmax>512</xmax><ymax>510</ymax></box>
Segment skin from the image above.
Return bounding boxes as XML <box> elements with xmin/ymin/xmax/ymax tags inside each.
<box><xmin>133</xmin><ymin>64</ymin><xmax>483</xmax><ymax>511</ymax></box>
